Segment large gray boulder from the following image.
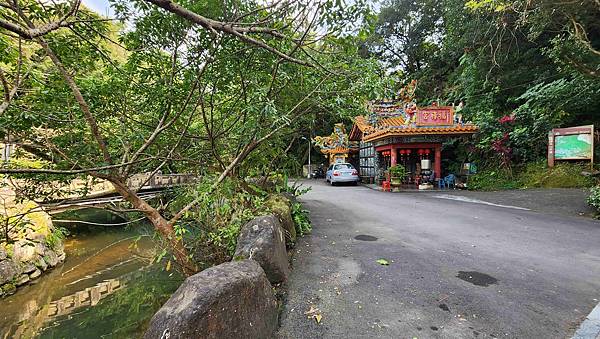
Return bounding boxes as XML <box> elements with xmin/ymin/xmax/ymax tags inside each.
<box><xmin>12</xmin><ymin>240</ymin><xmax>36</xmax><ymax>263</ymax></box>
<box><xmin>234</xmin><ymin>215</ymin><xmax>289</xmax><ymax>284</ymax></box>
<box><xmin>0</xmin><ymin>260</ymin><xmax>20</xmax><ymax>285</ymax></box>
<box><xmin>144</xmin><ymin>260</ymin><xmax>277</xmax><ymax>339</ymax></box>
<box><xmin>265</xmin><ymin>194</ymin><xmax>296</xmax><ymax>246</ymax></box>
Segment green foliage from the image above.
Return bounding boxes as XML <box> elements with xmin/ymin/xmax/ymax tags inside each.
<box><xmin>586</xmin><ymin>186</ymin><xmax>600</xmax><ymax>213</ymax></box>
<box><xmin>519</xmin><ymin>161</ymin><xmax>595</xmax><ymax>188</ymax></box>
<box><xmin>278</xmin><ymin>174</ymin><xmax>311</xmax><ymax>196</ymax></box>
<box><xmin>369</xmin><ymin>0</ymin><xmax>600</xmax><ymax>165</ymax></box>
<box><xmin>388</xmin><ymin>165</ymin><xmax>407</xmax><ymax>178</ymax></box>
<box><xmin>168</xmin><ymin>174</ymin><xmax>313</xmax><ymax>266</ymax></box>
<box><xmin>0</xmin><ymin>0</ymin><xmax>388</xmax><ymax>270</ymax></box>
<box><xmin>4</xmin><ymin>243</ymin><xmax>13</xmax><ymax>258</ymax></box>
<box><xmin>45</xmin><ymin>226</ymin><xmax>69</xmax><ymax>250</ymax></box>
<box><xmin>465</xmin><ymin>0</ymin><xmax>509</xmax><ymax>12</ymax></box>
<box><xmin>168</xmin><ymin>177</ymin><xmax>271</xmax><ymax>265</ymax></box>
<box><xmin>468</xmin><ymin>169</ymin><xmax>521</xmax><ymax>191</ymax></box>
<box><xmin>291</xmin><ymin>202</ymin><xmax>311</xmax><ymax>236</ymax></box>
<box><xmin>469</xmin><ymin>161</ymin><xmax>595</xmax><ymax>190</ymax></box>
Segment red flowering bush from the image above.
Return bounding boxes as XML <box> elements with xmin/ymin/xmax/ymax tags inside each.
<box><xmin>491</xmin><ymin>132</ymin><xmax>513</xmax><ymax>169</ymax></box>
<box><xmin>498</xmin><ymin>114</ymin><xmax>515</xmax><ymax>124</ymax></box>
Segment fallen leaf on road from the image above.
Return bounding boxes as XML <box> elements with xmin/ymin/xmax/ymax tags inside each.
<box><xmin>304</xmin><ymin>305</ymin><xmax>323</xmax><ymax>324</ymax></box>
<box><xmin>304</xmin><ymin>306</ymin><xmax>319</xmax><ymax>315</ymax></box>
<box><xmin>376</xmin><ymin>258</ymin><xmax>390</xmax><ymax>265</ymax></box>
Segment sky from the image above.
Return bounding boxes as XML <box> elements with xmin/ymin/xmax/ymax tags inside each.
<box><xmin>82</xmin><ymin>0</ymin><xmax>113</xmax><ymax>16</ymax></box>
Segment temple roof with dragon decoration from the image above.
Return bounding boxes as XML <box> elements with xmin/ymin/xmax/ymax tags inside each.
<box><xmin>313</xmin><ymin>123</ymin><xmax>359</xmax><ymax>156</ymax></box>
<box><xmin>349</xmin><ymin>80</ymin><xmax>479</xmax><ymax>143</ymax></box>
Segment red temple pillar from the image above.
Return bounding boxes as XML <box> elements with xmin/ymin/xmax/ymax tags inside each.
<box><xmin>434</xmin><ymin>145</ymin><xmax>441</xmax><ymax>179</ymax></box>
<box><xmin>390</xmin><ymin>147</ymin><xmax>397</xmax><ymax>166</ymax></box>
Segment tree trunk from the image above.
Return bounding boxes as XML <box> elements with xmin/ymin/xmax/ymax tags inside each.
<box><xmin>109</xmin><ymin>178</ymin><xmax>198</xmax><ymax>276</ymax></box>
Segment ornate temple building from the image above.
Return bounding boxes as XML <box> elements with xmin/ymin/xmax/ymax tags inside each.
<box><xmin>314</xmin><ymin>81</ymin><xmax>479</xmax><ymax>184</ymax></box>
<box><xmin>313</xmin><ymin>123</ymin><xmax>359</xmax><ymax>165</ymax></box>
<box><xmin>349</xmin><ymin>101</ymin><xmax>478</xmax><ymax>183</ymax></box>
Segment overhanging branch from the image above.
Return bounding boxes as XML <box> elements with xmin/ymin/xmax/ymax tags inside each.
<box><xmin>142</xmin><ymin>0</ymin><xmax>312</xmax><ymax>66</ymax></box>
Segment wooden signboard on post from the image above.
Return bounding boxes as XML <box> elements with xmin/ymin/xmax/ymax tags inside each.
<box><xmin>548</xmin><ymin>125</ymin><xmax>594</xmax><ymax>169</ymax></box>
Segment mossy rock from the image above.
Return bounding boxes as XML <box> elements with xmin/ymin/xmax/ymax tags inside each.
<box><xmin>1</xmin><ymin>283</ymin><xmax>16</xmax><ymax>296</ymax></box>
<box><xmin>265</xmin><ymin>194</ymin><xmax>296</xmax><ymax>246</ymax></box>
<box><xmin>5</xmin><ymin>244</ymin><xmax>14</xmax><ymax>258</ymax></box>
<box><xmin>281</xmin><ymin>192</ymin><xmax>298</xmax><ymax>205</ymax></box>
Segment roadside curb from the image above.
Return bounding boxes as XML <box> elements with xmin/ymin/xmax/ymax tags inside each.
<box><xmin>573</xmin><ymin>302</ymin><xmax>600</xmax><ymax>339</ymax></box>
<box><xmin>361</xmin><ymin>183</ymin><xmax>448</xmax><ymax>193</ymax></box>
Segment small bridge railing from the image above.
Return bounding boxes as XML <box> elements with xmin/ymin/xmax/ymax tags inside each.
<box><xmin>126</xmin><ymin>173</ymin><xmax>196</xmax><ymax>190</ymax></box>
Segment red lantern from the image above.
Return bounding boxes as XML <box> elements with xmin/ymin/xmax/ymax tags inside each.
<box><xmin>400</xmin><ymin>149</ymin><xmax>405</xmax><ymax>155</ymax></box>
<box><xmin>418</xmin><ymin>149</ymin><xmax>424</xmax><ymax>155</ymax></box>
<box><xmin>406</xmin><ymin>149</ymin><xmax>412</xmax><ymax>154</ymax></box>
<box><xmin>425</xmin><ymin>149</ymin><xmax>431</xmax><ymax>155</ymax></box>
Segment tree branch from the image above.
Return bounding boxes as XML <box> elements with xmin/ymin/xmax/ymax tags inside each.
<box><xmin>0</xmin><ymin>0</ymin><xmax>80</xmax><ymax>39</ymax></box>
<box><xmin>168</xmin><ymin>76</ymin><xmax>327</xmax><ymax>226</ymax></box>
<box><xmin>142</xmin><ymin>0</ymin><xmax>312</xmax><ymax>66</ymax></box>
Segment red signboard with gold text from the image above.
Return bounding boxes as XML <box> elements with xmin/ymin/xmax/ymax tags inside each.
<box><xmin>416</xmin><ymin>107</ymin><xmax>454</xmax><ymax>126</ymax></box>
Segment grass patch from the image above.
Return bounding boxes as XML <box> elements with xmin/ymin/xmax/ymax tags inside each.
<box><xmin>468</xmin><ymin>169</ymin><xmax>521</xmax><ymax>191</ymax></box>
<box><xmin>519</xmin><ymin>161</ymin><xmax>595</xmax><ymax>188</ymax></box>
<box><xmin>469</xmin><ymin>161</ymin><xmax>595</xmax><ymax>191</ymax></box>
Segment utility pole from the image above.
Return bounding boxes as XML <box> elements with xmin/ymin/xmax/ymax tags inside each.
<box><xmin>302</xmin><ymin>136</ymin><xmax>311</xmax><ymax>178</ymax></box>
<box><xmin>308</xmin><ymin>137</ymin><xmax>311</xmax><ymax>178</ymax></box>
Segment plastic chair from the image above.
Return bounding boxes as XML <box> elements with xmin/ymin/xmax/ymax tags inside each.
<box><xmin>444</xmin><ymin>174</ymin><xmax>456</xmax><ymax>189</ymax></box>
<box><xmin>382</xmin><ymin>180</ymin><xmax>391</xmax><ymax>192</ymax></box>
<box><xmin>437</xmin><ymin>178</ymin><xmax>445</xmax><ymax>189</ymax></box>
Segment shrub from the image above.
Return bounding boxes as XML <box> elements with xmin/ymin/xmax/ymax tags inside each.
<box><xmin>587</xmin><ymin>186</ymin><xmax>600</xmax><ymax>213</ymax></box>
<box><xmin>469</xmin><ymin>161</ymin><xmax>595</xmax><ymax>190</ymax></box>
<box><xmin>468</xmin><ymin>169</ymin><xmax>521</xmax><ymax>190</ymax></box>
<box><xmin>291</xmin><ymin>202</ymin><xmax>311</xmax><ymax>236</ymax></box>
<box><xmin>389</xmin><ymin>165</ymin><xmax>406</xmax><ymax>178</ymax></box>
<box><xmin>519</xmin><ymin>161</ymin><xmax>595</xmax><ymax>188</ymax></box>
<box><xmin>45</xmin><ymin>227</ymin><xmax>68</xmax><ymax>250</ymax></box>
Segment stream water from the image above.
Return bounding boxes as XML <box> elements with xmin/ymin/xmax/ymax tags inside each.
<box><xmin>0</xmin><ymin>209</ymin><xmax>183</xmax><ymax>338</ymax></box>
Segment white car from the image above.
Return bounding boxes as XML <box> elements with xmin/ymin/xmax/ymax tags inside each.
<box><xmin>325</xmin><ymin>163</ymin><xmax>359</xmax><ymax>185</ymax></box>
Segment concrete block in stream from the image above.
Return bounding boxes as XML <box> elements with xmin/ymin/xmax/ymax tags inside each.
<box><xmin>234</xmin><ymin>215</ymin><xmax>290</xmax><ymax>284</ymax></box>
<box><xmin>144</xmin><ymin>260</ymin><xmax>277</xmax><ymax>339</ymax></box>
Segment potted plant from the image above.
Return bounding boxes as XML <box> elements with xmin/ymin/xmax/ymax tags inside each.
<box><xmin>389</xmin><ymin>165</ymin><xmax>406</xmax><ymax>187</ymax></box>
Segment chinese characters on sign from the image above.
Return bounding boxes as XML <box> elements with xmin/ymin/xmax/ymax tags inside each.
<box><xmin>416</xmin><ymin>107</ymin><xmax>454</xmax><ymax>126</ymax></box>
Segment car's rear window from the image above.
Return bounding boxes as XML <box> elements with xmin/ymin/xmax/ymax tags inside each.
<box><xmin>334</xmin><ymin>164</ymin><xmax>353</xmax><ymax>170</ymax></box>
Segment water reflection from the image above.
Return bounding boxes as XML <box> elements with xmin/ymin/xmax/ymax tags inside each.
<box><xmin>0</xmin><ymin>209</ymin><xmax>183</xmax><ymax>338</ymax></box>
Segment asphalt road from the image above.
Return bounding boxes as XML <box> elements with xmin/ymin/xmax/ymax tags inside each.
<box><xmin>277</xmin><ymin>181</ymin><xmax>600</xmax><ymax>339</ymax></box>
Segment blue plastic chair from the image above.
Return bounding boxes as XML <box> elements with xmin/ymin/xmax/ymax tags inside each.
<box><xmin>444</xmin><ymin>174</ymin><xmax>456</xmax><ymax>189</ymax></box>
<box><xmin>437</xmin><ymin>178</ymin><xmax>445</xmax><ymax>189</ymax></box>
